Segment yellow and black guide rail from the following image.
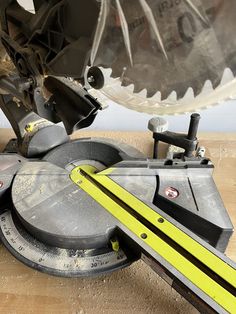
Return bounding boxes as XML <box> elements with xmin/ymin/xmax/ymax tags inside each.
<box><xmin>71</xmin><ymin>165</ymin><xmax>236</xmax><ymax>314</ymax></box>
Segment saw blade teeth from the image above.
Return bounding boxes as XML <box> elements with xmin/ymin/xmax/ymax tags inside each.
<box><xmin>220</xmin><ymin>67</ymin><xmax>235</xmax><ymax>86</ymax></box>
<box><xmin>185</xmin><ymin>78</ymin><xmax>210</xmax><ymax>99</ymax></box>
<box><xmin>182</xmin><ymin>87</ymin><xmax>195</xmax><ymax>101</ymax></box>
<box><xmin>200</xmin><ymin>80</ymin><xmax>213</xmax><ymax>96</ymax></box>
<box><xmin>211</xmin><ymin>80</ymin><xmax>221</xmax><ymax>90</ymax></box>
<box><xmin>126</xmin><ymin>83</ymin><xmax>135</xmax><ymax>93</ymax></box>
<box><xmin>147</xmin><ymin>90</ymin><xmax>161</xmax><ymax>101</ymax></box>
<box><xmin>167</xmin><ymin>91</ymin><xmax>177</xmax><ymax>102</ymax></box>
<box><xmin>210</xmin><ymin>75</ymin><xmax>221</xmax><ymax>90</ymax></box>
<box><xmin>121</xmin><ymin>79</ymin><xmax>132</xmax><ymax>87</ymax></box>
<box><xmin>173</xmin><ymin>86</ymin><xmax>188</xmax><ymax>101</ymax></box>
<box><xmin>159</xmin><ymin>87</ymin><xmax>175</xmax><ymax>101</ymax></box>
<box><xmin>135</xmin><ymin>88</ymin><xmax>147</xmax><ymax>98</ymax></box>
<box><xmin>146</xmin><ymin>89</ymin><xmax>159</xmax><ymax>98</ymax></box>
<box><xmin>133</xmin><ymin>84</ymin><xmax>145</xmax><ymax>94</ymax></box>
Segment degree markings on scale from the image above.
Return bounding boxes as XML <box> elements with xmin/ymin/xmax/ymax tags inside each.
<box><xmin>0</xmin><ymin>211</ymin><xmax>127</xmax><ymax>274</ymax></box>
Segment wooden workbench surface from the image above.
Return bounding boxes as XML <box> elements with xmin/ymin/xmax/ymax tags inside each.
<box><xmin>0</xmin><ymin>129</ymin><xmax>235</xmax><ymax>314</ymax></box>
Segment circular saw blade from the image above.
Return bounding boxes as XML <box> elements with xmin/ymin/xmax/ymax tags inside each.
<box><xmin>90</xmin><ymin>0</ymin><xmax>236</xmax><ymax>114</ymax></box>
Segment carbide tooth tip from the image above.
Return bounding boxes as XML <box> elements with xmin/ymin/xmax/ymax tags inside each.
<box><xmin>182</xmin><ymin>87</ymin><xmax>194</xmax><ymax>101</ymax></box>
<box><xmin>220</xmin><ymin>67</ymin><xmax>235</xmax><ymax>86</ymax></box>
<box><xmin>167</xmin><ymin>91</ymin><xmax>177</xmax><ymax>102</ymax></box>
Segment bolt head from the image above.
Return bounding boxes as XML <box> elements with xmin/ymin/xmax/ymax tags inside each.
<box><xmin>141</xmin><ymin>233</ymin><xmax>147</xmax><ymax>239</ymax></box>
<box><xmin>165</xmin><ymin>187</ymin><xmax>179</xmax><ymax>199</ymax></box>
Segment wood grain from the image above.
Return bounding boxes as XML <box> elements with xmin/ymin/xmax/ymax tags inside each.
<box><xmin>0</xmin><ymin>129</ymin><xmax>235</xmax><ymax>314</ymax></box>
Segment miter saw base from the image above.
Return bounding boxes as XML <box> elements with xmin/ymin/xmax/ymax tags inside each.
<box><xmin>0</xmin><ymin>127</ymin><xmax>234</xmax><ymax>278</ymax></box>
<box><xmin>0</xmin><ymin>138</ymin><xmax>145</xmax><ymax>276</ymax></box>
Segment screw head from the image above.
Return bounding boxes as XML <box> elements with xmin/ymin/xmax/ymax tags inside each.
<box><xmin>165</xmin><ymin>187</ymin><xmax>179</xmax><ymax>199</ymax></box>
<box><xmin>141</xmin><ymin>233</ymin><xmax>147</xmax><ymax>239</ymax></box>
<box><xmin>158</xmin><ymin>218</ymin><xmax>165</xmax><ymax>223</ymax></box>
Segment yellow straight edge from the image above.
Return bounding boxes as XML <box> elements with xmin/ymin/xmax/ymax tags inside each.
<box><xmin>83</xmin><ymin>166</ymin><xmax>236</xmax><ymax>289</ymax></box>
<box><xmin>70</xmin><ymin>166</ymin><xmax>236</xmax><ymax>313</ymax></box>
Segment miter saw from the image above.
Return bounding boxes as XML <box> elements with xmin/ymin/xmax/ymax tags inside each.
<box><xmin>0</xmin><ymin>1</ymin><xmax>235</xmax><ymax>313</ymax></box>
